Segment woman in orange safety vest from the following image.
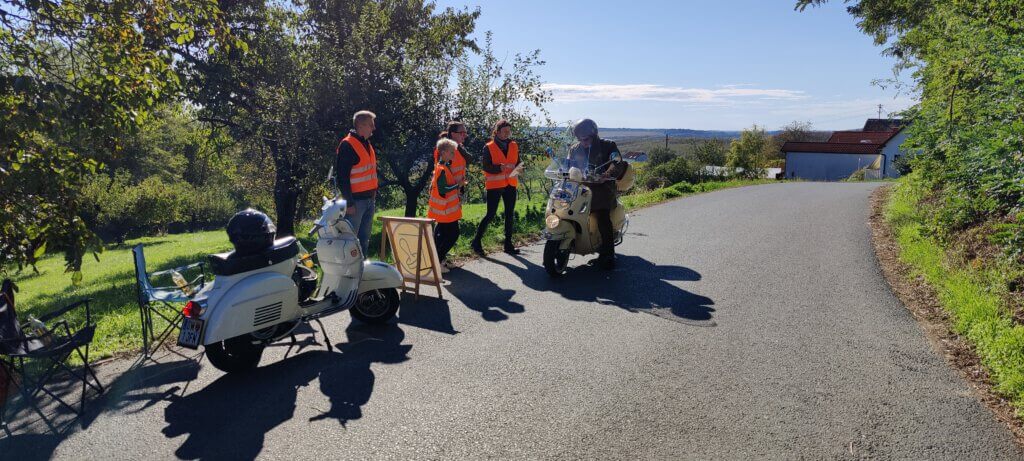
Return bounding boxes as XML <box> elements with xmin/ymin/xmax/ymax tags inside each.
<box><xmin>428</xmin><ymin>138</ymin><xmax>466</xmax><ymax>273</ymax></box>
<box><xmin>471</xmin><ymin>119</ymin><xmax>522</xmax><ymax>255</ymax></box>
<box><xmin>434</xmin><ymin>121</ymin><xmax>469</xmax><ymax>191</ymax></box>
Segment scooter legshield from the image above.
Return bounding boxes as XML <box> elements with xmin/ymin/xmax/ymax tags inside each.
<box><xmin>358</xmin><ymin>261</ymin><xmax>403</xmax><ymax>293</ymax></box>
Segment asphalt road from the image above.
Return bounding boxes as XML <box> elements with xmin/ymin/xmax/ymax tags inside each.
<box><xmin>3</xmin><ymin>182</ymin><xmax>1021</xmax><ymax>460</ymax></box>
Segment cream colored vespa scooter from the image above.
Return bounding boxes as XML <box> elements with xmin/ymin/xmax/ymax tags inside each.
<box><xmin>541</xmin><ymin>150</ymin><xmax>635</xmax><ymax>276</ymax></box>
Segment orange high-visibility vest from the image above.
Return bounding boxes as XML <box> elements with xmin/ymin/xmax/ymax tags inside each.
<box><xmin>483</xmin><ymin>140</ymin><xmax>519</xmax><ymax>190</ymax></box>
<box><xmin>338</xmin><ymin>135</ymin><xmax>378</xmax><ymax>193</ymax></box>
<box><xmin>433</xmin><ymin>146</ymin><xmax>466</xmax><ymax>185</ymax></box>
<box><xmin>428</xmin><ymin>163</ymin><xmax>462</xmax><ymax>223</ymax></box>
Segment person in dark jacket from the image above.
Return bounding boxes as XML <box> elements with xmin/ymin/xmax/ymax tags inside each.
<box><xmin>335</xmin><ymin>110</ymin><xmax>379</xmax><ymax>258</ymax></box>
<box><xmin>471</xmin><ymin>119</ymin><xmax>523</xmax><ymax>255</ymax></box>
<box><xmin>569</xmin><ymin>118</ymin><xmax>621</xmax><ymax>270</ymax></box>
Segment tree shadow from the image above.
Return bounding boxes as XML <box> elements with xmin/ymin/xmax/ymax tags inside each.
<box><xmin>492</xmin><ymin>253</ymin><xmax>717</xmax><ymax>327</ymax></box>
<box><xmin>442</xmin><ymin>267</ymin><xmax>525</xmax><ymax>322</ymax></box>
<box><xmin>0</xmin><ymin>356</ymin><xmax>203</xmax><ymax>461</ymax></box>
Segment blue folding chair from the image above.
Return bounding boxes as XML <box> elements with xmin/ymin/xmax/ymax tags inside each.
<box><xmin>131</xmin><ymin>245</ymin><xmax>205</xmax><ymax>358</ymax></box>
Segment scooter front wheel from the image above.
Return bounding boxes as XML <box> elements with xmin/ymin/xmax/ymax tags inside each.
<box><xmin>543</xmin><ymin>240</ymin><xmax>570</xmax><ymax>277</ymax></box>
<box><xmin>351</xmin><ymin>288</ymin><xmax>400</xmax><ymax>324</ymax></box>
<box><xmin>206</xmin><ymin>335</ymin><xmax>265</xmax><ymax>373</ymax></box>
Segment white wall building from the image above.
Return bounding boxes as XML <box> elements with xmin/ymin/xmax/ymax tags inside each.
<box><xmin>781</xmin><ymin>120</ymin><xmax>910</xmax><ymax>181</ymax></box>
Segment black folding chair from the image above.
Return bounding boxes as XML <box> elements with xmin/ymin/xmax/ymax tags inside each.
<box><xmin>132</xmin><ymin>244</ymin><xmax>204</xmax><ymax>358</ymax></box>
<box><xmin>0</xmin><ymin>279</ymin><xmax>104</xmax><ymax>436</ymax></box>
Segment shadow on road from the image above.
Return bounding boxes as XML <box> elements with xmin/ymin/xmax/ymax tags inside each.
<box><xmin>159</xmin><ymin>322</ymin><xmax>410</xmax><ymax>460</ymax></box>
<box><xmin>491</xmin><ymin>253</ymin><xmax>716</xmax><ymax>327</ymax></box>
<box><xmin>396</xmin><ymin>293</ymin><xmax>458</xmax><ymax>335</ymax></box>
<box><xmin>443</xmin><ymin>267</ymin><xmax>525</xmax><ymax>322</ymax></box>
<box><xmin>0</xmin><ymin>354</ymin><xmax>203</xmax><ymax>461</ymax></box>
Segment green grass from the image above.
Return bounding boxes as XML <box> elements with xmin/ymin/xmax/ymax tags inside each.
<box><xmin>8</xmin><ymin>179</ymin><xmax>765</xmax><ymax>360</ymax></box>
<box><xmin>885</xmin><ymin>174</ymin><xmax>1024</xmax><ymax>409</ymax></box>
<box><xmin>620</xmin><ymin>179</ymin><xmax>776</xmax><ymax>209</ymax></box>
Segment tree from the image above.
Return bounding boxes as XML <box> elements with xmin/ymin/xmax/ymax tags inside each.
<box><xmin>692</xmin><ymin>140</ymin><xmax>728</xmax><ymax>166</ymax></box>
<box><xmin>726</xmin><ymin>126</ymin><xmax>768</xmax><ymax>179</ymax></box>
<box><xmin>647</xmin><ymin>147</ymin><xmax>676</xmax><ymax>166</ymax></box>
<box><xmin>1</xmin><ymin>0</ymin><xmax>232</xmax><ymax>277</ymax></box>
<box><xmin>453</xmin><ymin>32</ymin><xmax>554</xmax><ymax>207</ymax></box>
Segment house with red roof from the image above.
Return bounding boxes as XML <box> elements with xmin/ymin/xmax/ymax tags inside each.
<box><xmin>781</xmin><ymin>119</ymin><xmax>909</xmax><ymax>181</ymax></box>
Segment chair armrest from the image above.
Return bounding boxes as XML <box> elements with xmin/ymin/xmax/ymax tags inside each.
<box><xmin>37</xmin><ymin>298</ymin><xmax>92</xmax><ymax>325</ymax></box>
<box><xmin>151</xmin><ymin>261</ymin><xmax>205</xmax><ymax>278</ymax></box>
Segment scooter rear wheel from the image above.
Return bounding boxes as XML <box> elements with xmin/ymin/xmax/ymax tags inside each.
<box><xmin>351</xmin><ymin>288</ymin><xmax>400</xmax><ymax>324</ymax></box>
<box><xmin>544</xmin><ymin>240</ymin><xmax>570</xmax><ymax>277</ymax></box>
<box><xmin>206</xmin><ymin>335</ymin><xmax>265</xmax><ymax>373</ymax></box>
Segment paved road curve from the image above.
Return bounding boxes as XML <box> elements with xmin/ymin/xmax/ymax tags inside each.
<box><xmin>3</xmin><ymin>182</ymin><xmax>1021</xmax><ymax>459</ymax></box>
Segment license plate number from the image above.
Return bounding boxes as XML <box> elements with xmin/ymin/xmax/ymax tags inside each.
<box><xmin>177</xmin><ymin>318</ymin><xmax>204</xmax><ymax>349</ymax></box>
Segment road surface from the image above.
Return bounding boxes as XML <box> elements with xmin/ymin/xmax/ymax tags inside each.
<box><xmin>3</xmin><ymin>182</ymin><xmax>1020</xmax><ymax>460</ymax></box>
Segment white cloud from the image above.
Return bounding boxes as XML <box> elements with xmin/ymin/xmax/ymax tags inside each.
<box><xmin>543</xmin><ymin>83</ymin><xmax>806</xmax><ymax>104</ymax></box>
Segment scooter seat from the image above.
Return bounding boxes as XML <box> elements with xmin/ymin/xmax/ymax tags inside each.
<box><xmin>208</xmin><ymin>237</ymin><xmax>300</xmax><ymax>276</ymax></box>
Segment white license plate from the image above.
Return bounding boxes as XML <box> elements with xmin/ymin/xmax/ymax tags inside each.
<box><xmin>177</xmin><ymin>318</ymin><xmax>204</xmax><ymax>349</ymax></box>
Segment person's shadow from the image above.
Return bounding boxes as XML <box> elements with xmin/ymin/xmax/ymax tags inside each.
<box><xmin>160</xmin><ymin>322</ymin><xmax>412</xmax><ymax>459</ymax></box>
<box><xmin>443</xmin><ymin>268</ymin><xmax>525</xmax><ymax>322</ymax></box>
<box><xmin>492</xmin><ymin>252</ymin><xmax>716</xmax><ymax>327</ymax></box>
<box><xmin>312</xmin><ymin>322</ymin><xmax>411</xmax><ymax>426</ymax></box>
<box><xmin>161</xmin><ymin>352</ymin><xmax>327</xmax><ymax>460</ymax></box>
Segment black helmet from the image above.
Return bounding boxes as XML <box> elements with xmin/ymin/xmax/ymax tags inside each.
<box><xmin>571</xmin><ymin>118</ymin><xmax>598</xmax><ymax>141</ymax></box>
<box><xmin>226</xmin><ymin>208</ymin><xmax>277</xmax><ymax>255</ymax></box>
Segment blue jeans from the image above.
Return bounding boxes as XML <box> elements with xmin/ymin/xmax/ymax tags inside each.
<box><xmin>346</xmin><ymin>196</ymin><xmax>376</xmax><ymax>258</ymax></box>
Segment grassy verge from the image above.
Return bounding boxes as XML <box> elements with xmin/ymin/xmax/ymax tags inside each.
<box><xmin>621</xmin><ymin>179</ymin><xmax>777</xmax><ymax>209</ymax></box>
<box><xmin>885</xmin><ymin>175</ymin><xmax>1024</xmax><ymax>409</ymax></box>
<box><xmin>9</xmin><ymin>179</ymin><xmax>769</xmax><ymax>360</ymax></box>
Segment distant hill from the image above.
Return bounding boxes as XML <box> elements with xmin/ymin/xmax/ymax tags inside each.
<box><xmin>598</xmin><ymin>128</ymin><xmax>763</xmax><ymax>140</ymax></box>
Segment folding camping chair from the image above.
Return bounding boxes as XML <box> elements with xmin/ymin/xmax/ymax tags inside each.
<box><xmin>0</xmin><ymin>279</ymin><xmax>104</xmax><ymax>436</ymax></box>
<box><xmin>132</xmin><ymin>244</ymin><xmax>205</xmax><ymax>357</ymax></box>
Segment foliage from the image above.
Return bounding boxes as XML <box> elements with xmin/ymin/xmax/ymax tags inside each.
<box><xmin>726</xmin><ymin>126</ymin><xmax>768</xmax><ymax>179</ymax></box>
<box><xmin>797</xmin><ymin>1</ymin><xmax>1024</xmax><ymax>260</ymax></box>
<box><xmin>692</xmin><ymin>140</ymin><xmax>728</xmax><ymax>166</ymax></box>
<box><xmin>647</xmin><ymin>146</ymin><xmax>677</xmax><ymax>166</ymax></box>
<box><xmin>453</xmin><ymin>32</ymin><xmax>555</xmax><ymax>208</ymax></box>
<box><xmin>0</xmin><ymin>0</ymin><xmax>233</xmax><ymax>278</ymax></box>
<box><xmin>885</xmin><ymin>176</ymin><xmax>1024</xmax><ymax>410</ymax></box>
<box><xmin>640</xmin><ymin>156</ymin><xmax>704</xmax><ymax>190</ymax></box>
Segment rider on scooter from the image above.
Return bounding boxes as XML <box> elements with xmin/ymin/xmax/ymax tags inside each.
<box><xmin>569</xmin><ymin>118</ymin><xmax>625</xmax><ymax>270</ymax></box>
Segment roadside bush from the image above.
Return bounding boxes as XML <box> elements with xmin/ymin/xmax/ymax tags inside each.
<box><xmin>81</xmin><ymin>171</ymin><xmax>241</xmax><ymax>241</ymax></box>
<box><xmin>641</xmin><ymin>156</ymin><xmax>702</xmax><ymax>190</ymax></box>
<box><xmin>845</xmin><ymin>168</ymin><xmax>867</xmax><ymax>182</ymax></box>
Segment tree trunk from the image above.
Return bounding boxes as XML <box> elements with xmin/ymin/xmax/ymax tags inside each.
<box><xmin>403</xmin><ymin>186</ymin><xmax>419</xmax><ymax>217</ymax></box>
<box><xmin>270</xmin><ymin>141</ymin><xmax>300</xmax><ymax>237</ymax></box>
<box><xmin>274</xmin><ymin>177</ymin><xmax>300</xmax><ymax>237</ymax></box>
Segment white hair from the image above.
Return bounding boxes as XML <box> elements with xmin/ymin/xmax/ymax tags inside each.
<box><xmin>353</xmin><ymin>110</ymin><xmax>376</xmax><ymax>126</ymax></box>
<box><xmin>436</xmin><ymin>138</ymin><xmax>458</xmax><ymax>154</ymax></box>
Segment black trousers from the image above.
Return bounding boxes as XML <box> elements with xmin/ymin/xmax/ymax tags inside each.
<box><xmin>593</xmin><ymin>208</ymin><xmax>615</xmax><ymax>260</ymax></box>
<box><xmin>473</xmin><ymin>186</ymin><xmax>517</xmax><ymax>246</ymax></box>
<box><xmin>434</xmin><ymin>221</ymin><xmax>460</xmax><ymax>262</ymax></box>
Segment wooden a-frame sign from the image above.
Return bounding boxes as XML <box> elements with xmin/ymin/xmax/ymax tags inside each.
<box><xmin>378</xmin><ymin>216</ymin><xmax>443</xmax><ymax>300</ymax></box>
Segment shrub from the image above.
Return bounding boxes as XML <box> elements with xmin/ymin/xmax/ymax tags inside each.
<box><xmin>640</xmin><ymin>156</ymin><xmax>702</xmax><ymax>190</ymax></box>
<box><xmin>81</xmin><ymin>171</ymin><xmax>240</xmax><ymax>241</ymax></box>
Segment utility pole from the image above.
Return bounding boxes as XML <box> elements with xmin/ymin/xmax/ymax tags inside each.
<box><xmin>877</xmin><ymin>104</ymin><xmax>883</xmax><ymax>119</ymax></box>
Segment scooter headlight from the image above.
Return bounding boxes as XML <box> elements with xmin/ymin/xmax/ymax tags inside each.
<box><xmin>545</xmin><ymin>215</ymin><xmax>561</xmax><ymax>229</ymax></box>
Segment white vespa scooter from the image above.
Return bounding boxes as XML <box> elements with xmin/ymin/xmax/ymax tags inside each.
<box><xmin>176</xmin><ymin>198</ymin><xmax>402</xmax><ymax>373</ymax></box>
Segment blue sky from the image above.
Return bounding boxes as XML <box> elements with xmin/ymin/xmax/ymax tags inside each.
<box><xmin>432</xmin><ymin>0</ymin><xmax>917</xmax><ymax>131</ymax></box>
